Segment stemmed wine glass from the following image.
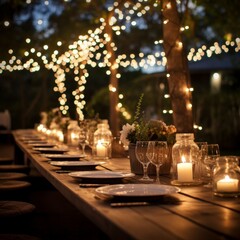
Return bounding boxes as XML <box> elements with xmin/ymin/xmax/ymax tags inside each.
<box><xmin>195</xmin><ymin>142</ymin><xmax>208</xmax><ymax>181</ymax></box>
<box><xmin>201</xmin><ymin>144</ymin><xmax>220</xmax><ymax>188</ymax></box>
<box><xmin>135</xmin><ymin>141</ymin><xmax>153</xmax><ymax>182</ymax></box>
<box><xmin>85</xmin><ymin>129</ymin><xmax>95</xmax><ymax>158</ymax></box>
<box><xmin>146</xmin><ymin>141</ymin><xmax>168</xmax><ymax>184</ymax></box>
<box><xmin>78</xmin><ymin>127</ymin><xmax>87</xmax><ymax>156</ymax></box>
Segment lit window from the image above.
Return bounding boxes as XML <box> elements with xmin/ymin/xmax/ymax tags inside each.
<box><xmin>211</xmin><ymin>72</ymin><xmax>222</xmax><ymax>93</ymax></box>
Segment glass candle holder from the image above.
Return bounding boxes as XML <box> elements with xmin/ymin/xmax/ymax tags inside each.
<box><xmin>171</xmin><ymin>133</ymin><xmax>201</xmax><ymax>186</ymax></box>
<box><xmin>67</xmin><ymin>120</ymin><xmax>79</xmax><ymax>146</ymax></box>
<box><xmin>93</xmin><ymin>122</ymin><xmax>112</xmax><ymax>160</ymax></box>
<box><xmin>213</xmin><ymin>156</ymin><xmax>240</xmax><ymax>197</ymax></box>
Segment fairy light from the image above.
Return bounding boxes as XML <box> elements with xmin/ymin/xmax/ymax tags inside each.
<box><xmin>185</xmin><ymin>87</ymin><xmax>194</xmax><ymax>93</ymax></box>
<box><xmin>4</xmin><ymin>21</ymin><xmax>10</xmax><ymax>27</ymax></box>
<box><xmin>0</xmin><ymin>0</ymin><xmax>239</xmax><ymax>122</ymax></box>
<box><xmin>163</xmin><ymin>19</ymin><xmax>169</xmax><ymax>24</ymax></box>
<box><xmin>186</xmin><ymin>102</ymin><xmax>192</xmax><ymax>111</ymax></box>
<box><xmin>176</xmin><ymin>41</ymin><xmax>183</xmax><ymax>50</ymax></box>
<box><xmin>37</xmin><ymin>19</ymin><xmax>43</xmax><ymax>25</ymax></box>
<box><xmin>194</xmin><ymin>124</ymin><xmax>203</xmax><ymax>131</ymax></box>
<box><xmin>116</xmin><ymin>92</ymin><xmax>131</xmax><ymax>119</ymax></box>
<box><xmin>109</xmin><ymin>84</ymin><xmax>117</xmax><ymax>92</ymax></box>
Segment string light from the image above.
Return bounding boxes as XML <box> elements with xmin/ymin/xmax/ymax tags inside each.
<box><xmin>0</xmin><ymin>0</ymin><xmax>239</xmax><ymax>123</ymax></box>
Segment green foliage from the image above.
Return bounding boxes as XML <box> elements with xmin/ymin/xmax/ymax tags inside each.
<box><xmin>123</xmin><ymin>93</ymin><xmax>176</xmax><ymax>144</ymax></box>
<box><xmin>133</xmin><ymin>93</ymin><xmax>144</xmax><ymax>124</ymax></box>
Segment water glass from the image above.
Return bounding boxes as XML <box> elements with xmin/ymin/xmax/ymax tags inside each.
<box><xmin>195</xmin><ymin>142</ymin><xmax>208</xmax><ymax>181</ymax></box>
<box><xmin>146</xmin><ymin>141</ymin><xmax>168</xmax><ymax>183</ymax></box>
<box><xmin>135</xmin><ymin>141</ymin><xmax>153</xmax><ymax>182</ymax></box>
<box><xmin>78</xmin><ymin>127</ymin><xmax>87</xmax><ymax>156</ymax></box>
<box><xmin>201</xmin><ymin>144</ymin><xmax>220</xmax><ymax>188</ymax></box>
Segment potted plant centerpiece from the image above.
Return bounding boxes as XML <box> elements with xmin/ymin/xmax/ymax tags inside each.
<box><xmin>120</xmin><ymin>94</ymin><xmax>177</xmax><ymax>175</ymax></box>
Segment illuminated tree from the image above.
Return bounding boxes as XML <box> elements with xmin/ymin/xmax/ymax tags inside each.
<box><xmin>162</xmin><ymin>0</ymin><xmax>193</xmax><ymax>132</ymax></box>
<box><xmin>105</xmin><ymin>10</ymin><xmax>120</xmax><ymax>136</ymax></box>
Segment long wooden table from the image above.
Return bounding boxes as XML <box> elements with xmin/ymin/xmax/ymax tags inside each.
<box><xmin>13</xmin><ymin>130</ymin><xmax>240</xmax><ymax>240</ymax></box>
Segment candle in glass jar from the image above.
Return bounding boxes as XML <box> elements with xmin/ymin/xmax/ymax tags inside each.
<box><xmin>177</xmin><ymin>156</ymin><xmax>193</xmax><ymax>182</ymax></box>
<box><xmin>96</xmin><ymin>140</ymin><xmax>107</xmax><ymax>157</ymax></box>
<box><xmin>217</xmin><ymin>175</ymin><xmax>239</xmax><ymax>192</ymax></box>
<box><xmin>71</xmin><ymin>132</ymin><xmax>79</xmax><ymax>146</ymax></box>
<box><xmin>58</xmin><ymin>131</ymin><xmax>64</xmax><ymax>142</ymax></box>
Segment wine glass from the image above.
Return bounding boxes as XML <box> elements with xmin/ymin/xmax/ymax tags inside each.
<box><xmin>78</xmin><ymin>127</ymin><xmax>87</xmax><ymax>156</ymax></box>
<box><xmin>201</xmin><ymin>144</ymin><xmax>220</xmax><ymax>188</ymax></box>
<box><xmin>135</xmin><ymin>141</ymin><xmax>153</xmax><ymax>182</ymax></box>
<box><xmin>195</xmin><ymin>142</ymin><xmax>208</xmax><ymax>181</ymax></box>
<box><xmin>85</xmin><ymin>129</ymin><xmax>95</xmax><ymax>157</ymax></box>
<box><xmin>147</xmin><ymin>141</ymin><xmax>168</xmax><ymax>184</ymax></box>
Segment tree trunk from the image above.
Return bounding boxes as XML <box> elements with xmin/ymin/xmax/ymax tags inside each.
<box><xmin>105</xmin><ymin>11</ymin><xmax>119</xmax><ymax>137</ymax></box>
<box><xmin>163</xmin><ymin>0</ymin><xmax>193</xmax><ymax>132</ymax></box>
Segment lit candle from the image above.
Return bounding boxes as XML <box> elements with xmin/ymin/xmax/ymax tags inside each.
<box><xmin>71</xmin><ymin>132</ymin><xmax>79</xmax><ymax>146</ymax></box>
<box><xmin>177</xmin><ymin>156</ymin><xmax>193</xmax><ymax>182</ymax></box>
<box><xmin>217</xmin><ymin>175</ymin><xmax>239</xmax><ymax>192</ymax></box>
<box><xmin>96</xmin><ymin>140</ymin><xmax>107</xmax><ymax>157</ymax></box>
<box><xmin>57</xmin><ymin>131</ymin><xmax>64</xmax><ymax>142</ymax></box>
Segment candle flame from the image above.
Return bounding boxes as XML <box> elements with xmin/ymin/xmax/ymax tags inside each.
<box><xmin>181</xmin><ymin>156</ymin><xmax>186</xmax><ymax>163</ymax></box>
<box><xmin>97</xmin><ymin>139</ymin><xmax>104</xmax><ymax>145</ymax></box>
<box><xmin>224</xmin><ymin>175</ymin><xmax>231</xmax><ymax>181</ymax></box>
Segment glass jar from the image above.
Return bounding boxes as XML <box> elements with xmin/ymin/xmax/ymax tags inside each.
<box><xmin>93</xmin><ymin>122</ymin><xmax>112</xmax><ymax>160</ymax></box>
<box><xmin>67</xmin><ymin>120</ymin><xmax>80</xmax><ymax>149</ymax></box>
<box><xmin>171</xmin><ymin>133</ymin><xmax>201</xmax><ymax>186</ymax></box>
<box><xmin>213</xmin><ymin>156</ymin><xmax>240</xmax><ymax>197</ymax></box>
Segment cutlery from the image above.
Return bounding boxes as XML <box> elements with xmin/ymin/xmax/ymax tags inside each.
<box><xmin>79</xmin><ymin>183</ymin><xmax>109</xmax><ymax>188</ymax></box>
<box><xmin>110</xmin><ymin>202</ymin><xmax>150</xmax><ymax>207</ymax></box>
<box><xmin>55</xmin><ymin>170</ymin><xmax>71</xmax><ymax>174</ymax></box>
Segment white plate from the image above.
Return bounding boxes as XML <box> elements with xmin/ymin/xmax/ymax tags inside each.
<box><xmin>20</xmin><ymin>137</ymin><xmax>44</xmax><ymax>141</ymax></box>
<box><xmin>42</xmin><ymin>154</ymin><xmax>84</xmax><ymax>160</ymax></box>
<box><xmin>50</xmin><ymin>161</ymin><xmax>105</xmax><ymax>167</ymax></box>
<box><xmin>96</xmin><ymin>184</ymin><xmax>180</xmax><ymax>197</ymax></box>
<box><xmin>29</xmin><ymin>143</ymin><xmax>56</xmax><ymax>148</ymax></box>
<box><xmin>24</xmin><ymin>140</ymin><xmax>48</xmax><ymax>144</ymax></box>
<box><xmin>33</xmin><ymin>148</ymin><xmax>68</xmax><ymax>153</ymax></box>
<box><xmin>69</xmin><ymin>171</ymin><xmax>135</xmax><ymax>180</ymax></box>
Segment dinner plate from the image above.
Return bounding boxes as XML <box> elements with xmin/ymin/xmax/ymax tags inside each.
<box><xmin>68</xmin><ymin>171</ymin><xmax>135</xmax><ymax>180</ymax></box>
<box><xmin>95</xmin><ymin>184</ymin><xmax>181</xmax><ymax>197</ymax></box>
<box><xmin>42</xmin><ymin>154</ymin><xmax>84</xmax><ymax>161</ymax></box>
<box><xmin>20</xmin><ymin>136</ymin><xmax>45</xmax><ymax>141</ymax></box>
<box><xmin>24</xmin><ymin>140</ymin><xmax>48</xmax><ymax>144</ymax></box>
<box><xmin>29</xmin><ymin>143</ymin><xmax>56</xmax><ymax>148</ymax></box>
<box><xmin>33</xmin><ymin>147</ymin><xmax>68</xmax><ymax>154</ymax></box>
<box><xmin>50</xmin><ymin>161</ymin><xmax>105</xmax><ymax>168</ymax></box>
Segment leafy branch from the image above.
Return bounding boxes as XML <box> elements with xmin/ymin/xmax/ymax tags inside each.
<box><xmin>133</xmin><ymin>93</ymin><xmax>144</xmax><ymax>124</ymax></box>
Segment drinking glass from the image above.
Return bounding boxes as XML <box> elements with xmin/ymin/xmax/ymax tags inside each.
<box><xmin>78</xmin><ymin>128</ymin><xmax>87</xmax><ymax>156</ymax></box>
<box><xmin>195</xmin><ymin>142</ymin><xmax>208</xmax><ymax>181</ymax></box>
<box><xmin>196</xmin><ymin>142</ymin><xmax>208</xmax><ymax>159</ymax></box>
<box><xmin>135</xmin><ymin>141</ymin><xmax>153</xmax><ymax>182</ymax></box>
<box><xmin>85</xmin><ymin>129</ymin><xmax>95</xmax><ymax>157</ymax></box>
<box><xmin>201</xmin><ymin>144</ymin><xmax>220</xmax><ymax>188</ymax></box>
<box><xmin>146</xmin><ymin>141</ymin><xmax>168</xmax><ymax>183</ymax></box>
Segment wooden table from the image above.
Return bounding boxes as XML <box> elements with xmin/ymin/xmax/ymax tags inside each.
<box><xmin>13</xmin><ymin>130</ymin><xmax>240</xmax><ymax>240</ymax></box>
